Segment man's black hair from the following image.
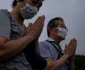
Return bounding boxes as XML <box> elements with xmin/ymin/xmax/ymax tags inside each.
<box><xmin>12</xmin><ymin>0</ymin><xmax>24</xmax><ymax>8</ymax></box>
<box><xmin>12</xmin><ymin>0</ymin><xmax>44</xmax><ymax>8</ymax></box>
<box><xmin>47</xmin><ymin>17</ymin><xmax>64</xmax><ymax>37</ymax></box>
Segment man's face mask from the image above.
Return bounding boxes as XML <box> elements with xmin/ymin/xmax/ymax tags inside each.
<box><xmin>20</xmin><ymin>3</ymin><xmax>38</xmax><ymax>19</ymax></box>
<box><xmin>57</xmin><ymin>27</ymin><xmax>68</xmax><ymax>38</ymax></box>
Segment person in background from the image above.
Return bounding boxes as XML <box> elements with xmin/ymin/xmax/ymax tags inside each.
<box><xmin>39</xmin><ymin>17</ymin><xmax>77</xmax><ymax>70</ymax></box>
<box><xmin>0</xmin><ymin>0</ymin><xmax>47</xmax><ymax>70</ymax></box>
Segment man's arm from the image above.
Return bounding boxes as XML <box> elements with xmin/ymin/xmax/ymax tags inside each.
<box><xmin>65</xmin><ymin>38</ymin><xmax>77</xmax><ymax>70</ymax></box>
<box><xmin>23</xmin><ymin>40</ymin><xmax>47</xmax><ymax>70</ymax></box>
<box><xmin>44</xmin><ymin>38</ymin><xmax>77</xmax><ymax>70</ymax></box>
<box><xmin>34</xmin><ymin>39</ymin><xmax>40</xmax><ymax>53</ymax></box>
<box><xmin>45</xmin><ymin>54</ymin><xmax>70</xmax><ymax>70</ymax></box>
<box><xmin>0</xmin><ymin>16</ymin><xmax>45</xmax><ymax>61</ymax></box>
<box><xmin>68</xmin><ymin>56</ymin><xmax>75</xmax><ymax>70</ymax></box>
<box><xmin>0</xmin><ymin>35</ymin><xmax>33</xmax><ymax>61</ymax></box>
<box><xmin>68</xmin><ymin>49</ymin><xmax>76</xmax><ymax>70</ymax></box>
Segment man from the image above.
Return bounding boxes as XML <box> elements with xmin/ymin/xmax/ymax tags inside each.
<box><xmin>39</xmin><ymin>17</ymin><xmax>77</xmax><ymax>70</ymax></box>
<box><xmin>0</xmin><ymin>0</ymin><xmax>47</xmax><ymax>70</ymax></box>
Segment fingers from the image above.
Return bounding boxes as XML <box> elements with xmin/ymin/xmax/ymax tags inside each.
<box><xmin>70</xmin><ymin>38</ymin><xmax>77</xmax><ymax>44</ymax></box>
<box><xmin>72</xmin><ymin>38</ymin><xmax>77</xmax><ymax>48</ymax></box>
<box><xmin>27</xmin><ymin>23</ymin><xmax>32</xmax><ymax>28</ymax></box>
<box><xmin>34</xmin><ymin>15</ymin><xmax>45</xmax><ymax>26</ymax></box>
<box><xmin>32</xmin><ymin>15</ymin><xmax>45</xmax><ymax>33</ymax></box>
<box><xmin>69</xmin><ymin>38</ymin><xmax>77</xmax><ymax>50</ymax></box>
<box><xmin>26</xmin><ymin>23</ymin><xmax>32</xmax><ymax>31</ymax></box>
<box><xmin>69</xmin><ymin>38</ymin><xmax>77</xmax><ymax>47</ymax></box>
<box><xmin>26</xmin><ymin>15</ymin><xmax>45</xmax><ymax>41</ymax></box>
<box><xmin>38</xmin><ymin>16</ymin><xmax>45</xmax><ymax>27</ymax></box>
<box><xmin>65</xmin><ymin>38</ymin><xmax>77</xmax><ymax>56</ymax></box>
<box><xmin>37</xmin><ymin>15</ymin><xmax>45</xmax><ymax>25</ymax></box>
<box><xmin>28</xmin><ymin>23</ymin><xmax>32</xmax><ymax>27</ymax></box>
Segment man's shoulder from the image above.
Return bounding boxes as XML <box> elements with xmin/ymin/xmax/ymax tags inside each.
<box><xmin>0</xmin><ymin>9</ymin><xmax>10</xmax><ymax>20</ymax></box>
<box><xmin>39</xmin><ymin>40</ymin><xmax>46</xmax><ymax>43</ymax></box>
<box><xmin>0</xmin><ymin>9</ymin><xmax>9</xmax><ymax>14</ymax></box>
<box><xmin>39</xmin><ymin>40</ymin><xmax>52</xmax><ymax>49</ymax></box>
<box><xmin>39</xmin><ymin>40</ymin><xmax>49</xmax><ymax>45</ymax></box>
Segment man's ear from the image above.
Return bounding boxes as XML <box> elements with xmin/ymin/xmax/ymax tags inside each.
<box><xmin>50</xmin><ymin>28</ymin><xmax>54</xmax><ymax>34</ymax></box>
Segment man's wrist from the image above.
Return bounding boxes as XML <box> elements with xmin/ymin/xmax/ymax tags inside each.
<box><xmin>69</xmin><ymin>55</ymin><xmax>75</xmax><ymax>61</ymax></box>
<box><xmin>64</xmin><ymin>54</ymin><xmax>70</xmax><ymax>58</ymax></box>
<box><xmin>24</xmin><ymin>35</ymin><xmax>33</xmax><ymax>42</ymax></box>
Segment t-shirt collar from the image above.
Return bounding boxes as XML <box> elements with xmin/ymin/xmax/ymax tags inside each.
<box><xmin>47</xmin><ymin>37</ymin><xmax>55</xmax><ymax>42</ymax></box>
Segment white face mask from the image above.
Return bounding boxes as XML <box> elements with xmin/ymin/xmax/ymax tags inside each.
<box><xmin>57</xmin><ymin>27</ymin><xmax>68</xmax><ymax>38</ymax></box>
<box><xmin>20</xmin><ymin>3</ymin><xmax>38</xmax><ymax>19</ymax></box>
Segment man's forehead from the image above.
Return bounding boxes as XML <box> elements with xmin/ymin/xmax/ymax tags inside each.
<box><xmin>56</xmin><ymin>20</ymin><xmax>63</xmax><ymax>22</ymax></box>
<box><xmin>55</xmin><ymin>20</ymin><xmax>66</xmax><ymax>26</ymax></box>
<box><xmin>55</xmin><ymin>20</ymin><xmax>63</xmax><ymax>24</ymax></box>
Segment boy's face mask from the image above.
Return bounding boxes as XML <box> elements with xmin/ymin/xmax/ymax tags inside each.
<box><xmin>57</xmin><ymin>27</ymin><xmax>68</xmax><ymax>38</ymax></box>
<box><xmin>20</xmin><ymin>3</ymin><xmax>38</xmax><ymax>19</ymax></box>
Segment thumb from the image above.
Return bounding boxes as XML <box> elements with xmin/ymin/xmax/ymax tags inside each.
<box><xmin>27</xmin><ymin>23</ymin><xmax>32</xmax><ymax>29</ymax></box>
<box><xmin>28</xmin><ymin>23</ymin><xmax>32</xmax><ymax>27</ymax></box>
<box><xmin>26</xmin><ymin>23</ymin><xmax>32</xmax><ymax>31</ymax></box>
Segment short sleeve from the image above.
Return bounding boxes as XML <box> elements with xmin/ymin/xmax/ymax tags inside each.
<box><xmin>0</xmin><ymin>10</ymin><xmax>11</xmax><ymax>40</ymax></box>
<box><xmin>39</xmin><ymin>41</ymin><xmax>52</xmax><ymax>59</ymax></box>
